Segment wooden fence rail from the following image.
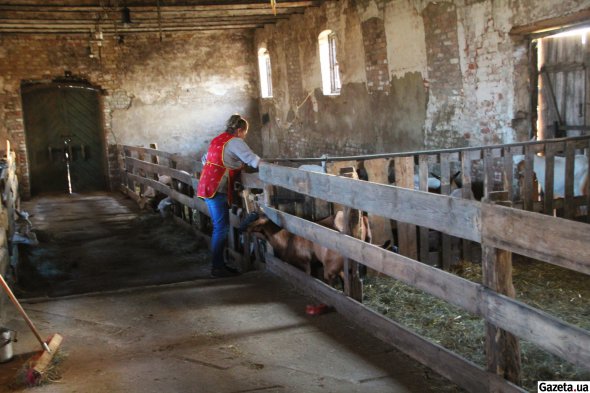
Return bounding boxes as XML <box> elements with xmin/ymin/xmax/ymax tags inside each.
<box><xmin>117</xmin><ymin>140</ymin><xmax>590</xmax><ymax>393</ymax></box>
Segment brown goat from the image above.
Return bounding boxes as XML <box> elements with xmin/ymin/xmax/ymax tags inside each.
<box><xmin>244</xmin><ymin>211</ymin><xmax>371</xmax><ymax>285</ymax></box>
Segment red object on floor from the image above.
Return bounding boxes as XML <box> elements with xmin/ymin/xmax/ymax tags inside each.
<box><xmin>306</xmin><ymin>304</ymin><xmax>331</xmax><ymax>315</ymax></box>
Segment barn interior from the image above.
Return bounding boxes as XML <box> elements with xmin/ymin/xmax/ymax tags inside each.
<box><xmin>0</xmin><ymin>0</ymin><xmax>589</xmax><ymax>392</ymax></box>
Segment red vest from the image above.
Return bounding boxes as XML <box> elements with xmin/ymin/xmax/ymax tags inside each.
<box><xmin>197</xmin><ymin>132</ymin><xmax>241</xmax><ymax>203</ymax></box>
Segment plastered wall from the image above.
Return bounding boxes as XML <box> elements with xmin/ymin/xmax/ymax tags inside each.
<box><xmin>254</xmin><ymin>0</ymin><xmax>589</xmax><ymax>159</ymax></box>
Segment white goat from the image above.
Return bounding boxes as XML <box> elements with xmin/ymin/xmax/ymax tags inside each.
<box><xmin>513</xmin><ymin>154</ymin><xmax>589</xmax><ymax>198</ymax></box>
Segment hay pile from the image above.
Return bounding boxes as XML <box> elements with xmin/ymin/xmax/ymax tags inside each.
<box><xmin>363</xmin><ymin>256</ymin><xmax>590</xmax><ymax>392</ymax></box>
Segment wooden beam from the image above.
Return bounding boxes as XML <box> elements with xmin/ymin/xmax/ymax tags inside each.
<box><xmin>509</xmin><ymin>9</ymin><xmax>590</xmax><ymax>36</ymax></box>
<box><xmin>362</xmin><ymin>158</ymin><xmax>394</xmax><ymax>248</ymax></box>
<box><xmin>481</xmin><ymin>203</ymin><xmax>590</xmax><ymax>275</ymax></box>
<box><xmin>125</xmin><ymin>157</ymin><xmax>194</xmax><ymax>185</ymax></box>
<box><xmin>393</xmin><ymin>156</ymin><xmax>418</xmax><ymax>260</ymax></box>
<box><xmin>482</xmin><ymin>219</ymin><xmax>521</xmax><ymax>385</ymax></box>
<box><xmin>0</xmin><ymin>2</ymin><xmax>321</xmax><ymax>13</ymax></box>
<box><xmin>259</xmin><ymin>162</ymin><xmax>482</xmax><ymax>242</ymax></box>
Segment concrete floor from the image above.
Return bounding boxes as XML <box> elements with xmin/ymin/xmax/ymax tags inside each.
<box><xmin>1</xmin><ymin>272</ymin><xmax>462</xmax><ymax>393</ymax></box>
<box><xmin>0</xmin><ymin>193</ymin><xmax>462</xmax><ymax>392</ymax></box>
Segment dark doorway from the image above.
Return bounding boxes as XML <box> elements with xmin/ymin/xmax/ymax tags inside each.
<box><xmin>21</xmin><ymin>80</ymin><xmax>107</xmax><ymax>196</ymax></box>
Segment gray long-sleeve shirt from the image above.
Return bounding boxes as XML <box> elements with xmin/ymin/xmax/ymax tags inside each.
<box><xmin>223</xmin><ymin>138</ymin><xmax>261</xmax><ymax>169</ymax></box>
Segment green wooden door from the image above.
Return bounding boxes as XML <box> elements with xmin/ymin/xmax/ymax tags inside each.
<box><xmin>22</xmin><ymin>83</ymin><xmax>107</xmax><ymax>196</ymax></box>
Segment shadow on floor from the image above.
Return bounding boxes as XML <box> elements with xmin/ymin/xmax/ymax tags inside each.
<box><xmin>15</xmin><ymin>192</ymin><xmax>211</xmax><ymax>298</ymax></box>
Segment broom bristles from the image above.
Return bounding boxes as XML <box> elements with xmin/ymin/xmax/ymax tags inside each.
<box><xmin>9</xmin><ymin>334</ymin><xmax>66</xmax><ymax>389</ymax></box>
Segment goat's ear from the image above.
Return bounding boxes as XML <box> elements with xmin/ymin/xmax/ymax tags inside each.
<box><xmin>334</xmin><ymin>211</ymin><xmax>345</xmax><ymax>232</ymax></box>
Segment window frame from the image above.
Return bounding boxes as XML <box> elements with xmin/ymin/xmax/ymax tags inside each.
<box><xmin>318</xmin><ymin>30</ymin><xmax>342</xmax><ymax>96</ymax></box>
<box><xmin>258</xmin><ymin>48</ymin><xmax>273</xmax><ymax>99</ymax></box>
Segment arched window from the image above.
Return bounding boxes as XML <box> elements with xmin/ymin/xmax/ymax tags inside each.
<box><xmin>318</xmin><ymin>30</ymin><xmax>341</xmax><ymax>95</ymax></box>
<box><xmin>258</xmin><ymin>48</ymin><xmax>273</xmax><ymax>98</ymax></box>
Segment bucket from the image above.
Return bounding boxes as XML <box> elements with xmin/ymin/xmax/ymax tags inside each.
<box><xmin>0</xmin><ymin>328</ymin><xmax>16</xmax><ymax>363</ymax></box>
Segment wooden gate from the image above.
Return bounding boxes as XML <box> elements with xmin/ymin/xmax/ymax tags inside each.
<box><xmin>22</xmin><ymin>82</ymin><xmax>106</xmax><ymax>196</ymax></box>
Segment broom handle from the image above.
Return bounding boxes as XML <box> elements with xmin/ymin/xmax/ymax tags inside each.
<box><xmin>0</xmin><ymin>275</ymin><xmax>51</xmax><ymax>353</ymax></box>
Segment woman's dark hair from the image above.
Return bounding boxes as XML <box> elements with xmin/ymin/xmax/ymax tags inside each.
<box><xmin>226</xmin><ymin>114</ymin><xmax>248</xmax><ymax>135</ymax></box>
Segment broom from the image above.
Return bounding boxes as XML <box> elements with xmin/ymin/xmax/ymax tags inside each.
<box><xmin>0</xmin><ymin>274</ymin><xmax>63</xmax><ymax>385</ymax></box>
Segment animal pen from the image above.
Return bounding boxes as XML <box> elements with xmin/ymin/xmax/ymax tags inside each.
<box><xmin>118</xmin><ymin>135</ymin><xmax>590</xmax><ymax>393</ymax></box>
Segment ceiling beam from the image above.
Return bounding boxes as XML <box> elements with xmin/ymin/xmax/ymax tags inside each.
<box><xmin>0</xmin><ymin>1</ymin><xmax>322</xmax><ymax>34</ymax></box>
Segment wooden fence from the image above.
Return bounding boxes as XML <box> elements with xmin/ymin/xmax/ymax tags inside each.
<box><xmin>117</xmin><ymin>137</ymin><xmax>590</xmax><ymax>393</ymax></box>
<box><xmin>266</xmin><ymin>135</ymin><xmax>590</xmax><ymax>269</ymax></box>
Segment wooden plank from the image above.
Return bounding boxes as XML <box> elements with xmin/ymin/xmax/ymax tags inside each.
<box><xmin>149</xmin><ymin>143</ymin><xmax>160</xmax><ymax>180</ymax></box>
<box><xmin>326</xmin><ymin>160</ymin><xmax>357</xmax><ymax>214</ymax></box>
<box><xmin>418</xmin><ymin>155</ymin><xmax>430</xmax><ymax>264</ymax></box>
<box><xmin>336</xmin><ymin>166</ymin><xmax>363</xmax><ymax>301</ymax></box>
<box><xmin>523</xmin><ymin>145</ymin><xmax>536</xmax><ymax>210</ymax></box>
<box><xmin>125</xmin><ymin>157</ymin><xmax>194</xmax><ymax>185</ymax></box>
<box><xmin>483</xmin><ymin>149</ymin><xmax>495</xmax><ymax>198</ymax></box>
<box><xmin>0</xmin><ymin>2</ymin><xmax>320</xmax><ymax>13</ymax></box>
<box><xmin>461</xmin><ymin>151</ymin><xmax>474</xmax><ymax>263</ymax></box>
<box><xmin>543</xmin><ymin>148</ymin><xmax>556</xmax><ymax>214</ymax></box>
<box><xmin>564</xmin><ymin>143</ymin><xmax>576</xmax><ymax>219</ymax></box>
<box><xmin>362</xmin><ymin>158</ymin><xmax>394</xmax><ymax>248</ymax></box>
<box><xmin>509</xmin><ymin>9</ymin><xmax>590</xmax><ymax>36</ymax></box>
<box><xmin>393</xmin><ymin>157</ymin><xmax>418</xmax><ymax>260</ymax></box>
<box><xmin>502</xmin><ymin>148</ymin><xmax>514</xmax><ymax>201</ymax></box>
<box><xmin>120</xmin><ymin>184</ymin><xmax>146</xmax><ymax>207</ymax></box>
<box><xmin>264</xmin><ymin>206</ymin><xmax>590</xmax><ymax>367</ymax></box>
<box><xmin>440</xmin><ymin>153</ymin><xmax>452</xmax><ymax>269</ymax></box>
<box><xmin>482</xmin><ymin>289</ymin><xmax>590</xmax><ymax>369</ymax></box>
<box><xmin>481</xmin><ymin>203</ymin><xmax>590</xmax><ymax>274</ymax></box>
<box><xmin>482</xmin><ymin>240</ymin><xmax>521</xmax><ymax>383</ymax></box>
<box><xmin>240</xmin><ymin>172</ymin><xmax>264</xmax><ymax>189</ymax></box>
<box><xmin>259</xmin><ymin>162</ymin><xmax>482</xmax><ymax>242</ymax></box>
<box><xmin>121</xmin><ymin>145</ymin><xmax>201</xmax><ymax>172</ymax></box>
<box><xmin>265</xmin><ymin>255</ymin><xmax>526</xmax><ymax>393</ymax></box>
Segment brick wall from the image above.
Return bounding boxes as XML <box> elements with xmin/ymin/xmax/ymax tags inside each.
<box><xmin>0</xmin><ymin>31</ymin><xmax>259</xmax><ymax>198</ymax></box>
<box><xmin>362</xmin><ymin>17</ymin><xmax>390</xmax><ymax>93</ymax></box>
<box><xmin>423</xmin><ymin>3</ymin><xmax>462</xmax><ymax>100</ymax></box>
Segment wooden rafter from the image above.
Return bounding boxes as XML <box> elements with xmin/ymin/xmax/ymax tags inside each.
<box><xmin>0</xmin><ymin>0</ymin><xmax>323</xmax><ymax>33</ymax></box>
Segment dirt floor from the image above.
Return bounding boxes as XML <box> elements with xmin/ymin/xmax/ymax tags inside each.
<box><xmin>0</xmin><ymin>192</ymin><xmax>463</xmax><ymax>393</ymax></box>
<box><xmin>14</xmin><ymin>192</ymin><xmax>210</xmax><ymax>298</ymax></box>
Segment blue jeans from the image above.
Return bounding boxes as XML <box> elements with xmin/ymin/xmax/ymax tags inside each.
<box><xmin>205</xmin><ymin>193</ymin><xmax>229</xmax><ymax>270</ymax></box>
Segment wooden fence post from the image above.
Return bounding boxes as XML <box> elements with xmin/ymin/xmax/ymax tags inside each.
<box><xmin>149</xmin><ymin>143</ymin><xmax>159</xmax><ymax>181</ymax></box>
<box><xmin>482</xmin><ymin>193</ymin><xmax>521</xmax><ymax>386</ymax></box>
<box><xmin>394</xmin><ymin>157</ymin><xmax>418</xmax><ymax>260</ymax></box>
<box><xmin>417</xmin><ymin>154</ymin><xmax>433</xmax><ymax>264</ymax></box>
<box><xmin>337</xmin><ymin>166</ymin><xmax>363</xmax><ymax>301</ymax></box>
<box><xmin>363</xmin><ymin>158</ymin><xmax>394</xmax><ymax>251</ymax></box>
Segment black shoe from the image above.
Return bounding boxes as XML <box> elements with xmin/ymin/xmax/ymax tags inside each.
<box><xmin>210</xmin><ymin>267</ymin><xmax>240</xmax><ymax>278</ymax></box>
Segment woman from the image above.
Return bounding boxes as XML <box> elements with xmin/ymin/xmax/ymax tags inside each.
<box><xmin>197</xmin><ymin>114</ymin><xmax>261</xmax><ymax>278</ymax></box>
